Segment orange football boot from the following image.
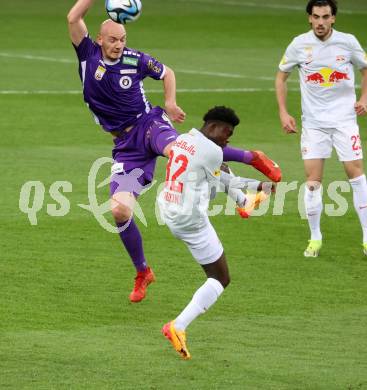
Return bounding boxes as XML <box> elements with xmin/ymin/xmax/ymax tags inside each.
<box><xmin>129</xmin><ymin>267</ymin><xmax>155</xmax><ymax>303</ymax></box>
<box><xmin>236</xmin><ymin>191</ymin><xmax>269</xmax><ymax>218</ymax></box>
<box><xmin>162</xmin><ymin>321</ymin><xmax>191</xmax><ymax>360</ymax></box>
<box><xmin>251</xmin><ymin>151</ymin><xmax>282</xmax><ymax>182</ymax></box>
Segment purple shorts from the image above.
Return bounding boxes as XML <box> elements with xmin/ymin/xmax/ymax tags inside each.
<box><xmin>110</xmin><ymin>106</ymin><xmax>178</xmax><ymax>196</ymax></box>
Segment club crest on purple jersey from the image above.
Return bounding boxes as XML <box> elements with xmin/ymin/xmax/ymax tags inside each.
<box><xmin>119</xmin><ymin>76</ymin><xmax>133</xmax><ymax>89</ymax></box>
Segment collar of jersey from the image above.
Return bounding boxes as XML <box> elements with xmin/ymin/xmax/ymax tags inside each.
<box><xmin>102</xmin><ymin>57</ymin><xmax>121</xmax><ymax>66</ymax></box>
<box><xmin>311</xmin><ymin>28</ymin><xmax>336</xmax><ymax>44</ymax></box>
<box><xmin>189</xmin><ymin>128</ymin><xmax>201</xmax><ymax>137</ymax></box>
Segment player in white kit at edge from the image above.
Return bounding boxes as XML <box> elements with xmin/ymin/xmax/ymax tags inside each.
<box><xmin>158</xmin><ymin>106</ymin><xmax>271</xmax><ymax>359</ymax></box>
<box><xmin>275</xmin><ymin>0</ymin><xmax>367</xmax><ymax>257</ymax></box>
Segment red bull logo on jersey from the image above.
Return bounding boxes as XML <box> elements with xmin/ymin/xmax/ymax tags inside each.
<box><xmin>305</xmin><ymin>67</ymin><xmax>349</xmax><ymax>87</ymax></box>
<box><xmin>173</xmin><ymin>140</ymin><xmax>196</xmax><ymax>156</ymax></box>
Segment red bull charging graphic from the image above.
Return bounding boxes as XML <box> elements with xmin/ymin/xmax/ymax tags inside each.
<box><xmin>305</xmin><ymin>67</ymin><xmax>349</xmax><ymax>87</ymax></box>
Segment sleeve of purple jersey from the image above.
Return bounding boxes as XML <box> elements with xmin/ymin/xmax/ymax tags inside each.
<box><xmin>140</xmin><ymin>52</ymin><xmax>166</xmax><ymax>80</ymax></box>
<box><xmin>72</xmin><ymin>35</ymin><xmax>96</xmax><ymax>62</ymax></box>
<box><xmin>222</xmin><ymin>146</ymin><xmax>253</xmax><ymax>164</ymax></box>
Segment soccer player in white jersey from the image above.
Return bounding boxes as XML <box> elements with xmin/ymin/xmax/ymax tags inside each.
<box><xmin>158</xmin><ymin>106</ymin><xmax>269</xmax><ymax>359</ymax></box>
<box><xmin>275</xmin><ymin>0</ymin><xmax>367</xmax><ymax>257</ymax></box>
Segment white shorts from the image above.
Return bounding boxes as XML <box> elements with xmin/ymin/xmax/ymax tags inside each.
<box><xmin>168</xmin><ymin>219</ymin><xmax>224</xmax><ymax>265</ymax></box>
<box><xmin>301</xmin><ymin>124</ymin><xmax>363</xmax><ymax>161</ymax></box>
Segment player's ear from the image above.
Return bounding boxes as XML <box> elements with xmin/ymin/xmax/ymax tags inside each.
<box><xmin>96</xmin><ymin>34</ymin><xmax>102</xmax><ymax>45</ymax></box>
<box><xmin>207</xmin><ymin>122</ymin><xmax>217</xmax><ymax>135</ymax></box>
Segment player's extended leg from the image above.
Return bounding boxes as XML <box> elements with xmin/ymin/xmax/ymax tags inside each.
<box><xmin>222</xmin><ymin>146</ymin><xmax>282</xmax><ymax>182</ymax></box>
<box><xmin>111</xmin><ymin>191</ymin><xmax>155</xmax><ymax>302</ymax></box>
<box><xmin>162</xmin><ymin>252</ymin><xmax>229</xmax><ymax>360</ymax></box>
<box><xmin>343</xmin><ymin>159</ymin><xmax>367</xmax><ymax>255</ymax></box>
<box><xmin>303</xmin><ymin>159</ymin><xmax>324</xmax><ymax>257</ymax></box>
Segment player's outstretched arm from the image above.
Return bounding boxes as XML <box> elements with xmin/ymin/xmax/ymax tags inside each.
<box><xmin>355</xmin><ymin>68</ymin><xmax>367</xmax><ymax>116</ymax></box>
<box><xmin>275</xmin><ymin>71</ymin><xmax>297</xmax><ymax>133</ymax></box>
<box><xmin>67</xmin><ymin>0</ymin><xmax>94</xmax><ymax>46</ymax></box>
<box><xmin>162</xmin><ymin>66</ymin><xmax>186</xmax><ymax>123</ymax></box>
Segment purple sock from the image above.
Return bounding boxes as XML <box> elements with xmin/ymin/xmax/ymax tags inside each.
<box><xmin>116</xmin><ymin>219</ymin><xmax>147</xmax><ymax>272</ymax></box>
<box><xmin>222</xmin><ymin>146</ymin><xmax>253</xmax><ymax>165</ymax></box>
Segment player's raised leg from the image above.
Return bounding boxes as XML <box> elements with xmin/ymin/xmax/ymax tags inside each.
<box><xmin>344</xmin><ymin>160</ymin><xmax>367</xmax><ymax>255</ymax></box>
<box><xmin>303</xmin><ymin>159</ymin><xmax>324</xmax><ymax>257</ymax></box>
<box><xmin>222</xmin><ymin>146</ymin><xmax>282</xmax><ymax>182</ymax></box>
<box><xmin>111</xmin><ymin>190</ymin><xmax>155</xmax><ymax>303</ymax></box>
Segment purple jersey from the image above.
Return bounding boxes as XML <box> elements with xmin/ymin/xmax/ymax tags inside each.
<box><xmin>110</xmin><ymin>106</ymin><xmax>178</xmax><ymax>194</ymax></box>
<box><xmin>73</xmin><ymin>35</ymin><xmax>166</xmax><ymax>132</ymax></box>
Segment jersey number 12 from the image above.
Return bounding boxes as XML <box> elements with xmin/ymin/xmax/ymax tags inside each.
<box><xmin>165</xmin><ymin>150</ymin><xmax>188</xmax><ymax>193</ymax></box>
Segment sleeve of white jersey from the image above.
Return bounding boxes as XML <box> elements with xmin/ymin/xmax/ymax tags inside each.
<box><xmin>278</xmin><ymin>39</ymin><xmax>299</xmax><ymax>73</ymax></box>
<box><xmin>349</xmin><ymin>35</ymin><xmax>367</xmax><ymax>70</ymax></box>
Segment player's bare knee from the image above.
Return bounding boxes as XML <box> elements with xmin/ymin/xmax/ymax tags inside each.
<box><xmin>344</xmin><ymin>160</ymin><xmax>364</xmax><ymax>180</ymax></box>
<box><xmin>111</xmin><ymin>204</ymin><xmax>132</xmax><ymax>223</ymax></box>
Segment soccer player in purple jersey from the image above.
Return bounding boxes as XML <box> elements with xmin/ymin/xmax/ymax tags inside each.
<box><xmin>67</xmin><ymin>0</ymin><xmax>282</xmax><ymax>303</ymax></box>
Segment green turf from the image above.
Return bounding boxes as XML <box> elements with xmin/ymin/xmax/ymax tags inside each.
<box><xmin>1</xmin><ymin>0</ymin><xmax>367</xmax><ymax>389</ymax></box>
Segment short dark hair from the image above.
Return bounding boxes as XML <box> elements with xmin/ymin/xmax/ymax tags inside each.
<box><xmin>203</xmin><ymin>106</ymin><xmax>240</xmax><ymax>127</ymax></box>
<box><xmin>306</xmin><ymin>0</ymin><xmax>338</xmax><ymax>15</ymax></box>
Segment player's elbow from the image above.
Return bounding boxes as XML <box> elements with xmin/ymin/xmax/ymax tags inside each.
<box><xmin>67</xmin><ymin>10</ymin><xmax>80</xmax><ymax>25</ymax></box>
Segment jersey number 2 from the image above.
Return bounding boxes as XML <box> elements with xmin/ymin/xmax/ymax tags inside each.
<box><xmin>165</xmin><ymin>151</ymin><xmax>188</xmax><ymax>193</ymax></box>
<box><xmin>351</xmin><ymin>135</ymin><xmax>362</xmax><ymax>151</ymax></box>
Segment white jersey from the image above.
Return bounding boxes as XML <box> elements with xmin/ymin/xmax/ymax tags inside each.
<box><xmin>279</xmin><ymin>29</ymin><xmax>367</xmax><ymax>129</ymax></box>
<box><xmin>158</xmin><ymin>128</ymin><xmax>223</xmax><ymax>231</ymax></box>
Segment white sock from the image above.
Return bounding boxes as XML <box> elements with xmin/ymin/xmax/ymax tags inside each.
<box><xmin>304</xmin><ymin>186</ymin><xmax>323</xmax><ymax>241</ymax></box>
<box><xmin>174</xmin><ymin>278</ymin><xmax>224</xmax><ymax>331</ymax></box>
<box><xmin>349</xmin><ymin>174</ymin><xmax>367</xmax><ymax>243</ymax></box>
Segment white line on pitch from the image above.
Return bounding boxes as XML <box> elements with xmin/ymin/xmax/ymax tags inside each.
<box><xmin>178</xmin><ymin>0</ymin><xmax>367</xmax><ymax>15</ymax></box>
<box><xmin>0</xmin><ymin>52</ymin><xmax>74</xmax><ymax>63</ymax></box>
<box><xmin>0</xmin><ymin>88</ymin><xmax>301</xmax><ymax>95</ymax></box>
<box><xmin>0</xmin><ymin>90</ymin><xmax>81</xmax><ymax>95</ymax></box>
<box><xmin>0</xmin><ymin>52</ymin><xmax>296</xmax><ymax>83</ymax></box>
<box><xmin>177</xmin><ymin>69</ymin><xmax>299</xmax><ymax>84</ymax></box>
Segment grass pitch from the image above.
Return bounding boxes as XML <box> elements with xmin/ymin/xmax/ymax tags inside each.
<box><xmin>1</xmin><ymin>1</ymin><xmax>367</xmax><ymax>389</ymax></box>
